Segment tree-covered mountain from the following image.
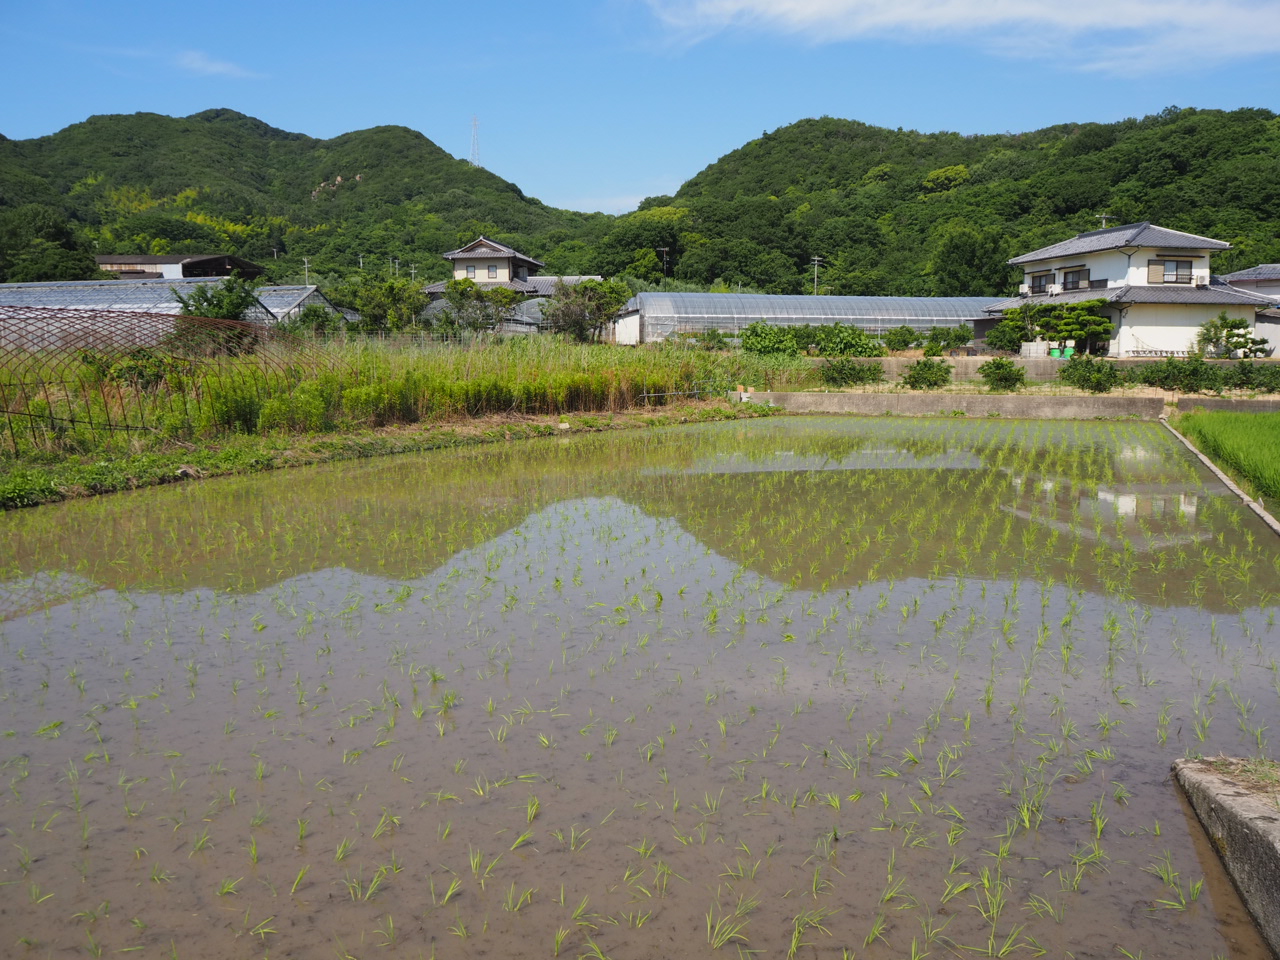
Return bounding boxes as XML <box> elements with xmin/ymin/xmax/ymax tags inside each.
<box><xmin>0</xmin><ymin>109</ymin><xmax>611</xmax><ymax>285</ymax></box>
<box><xmin>595</xmin><ymin>106</ymin><xmax>1280</xmax><ymax>295</ymax></box>
<box><xmin>2</xmin><ymin>106</ymin><xmax>1278</xmax><ymax>295</ymax></box>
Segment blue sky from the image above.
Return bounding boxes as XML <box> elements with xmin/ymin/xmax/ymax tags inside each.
<box><xmin>3</xmin><ymin>0</ymin><xmax>1278</xmax><ymax>214</ymax></box>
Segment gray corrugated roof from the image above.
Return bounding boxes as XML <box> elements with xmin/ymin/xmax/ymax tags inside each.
<box><xmin>986</xmin><ymin>283</ymin><xmax>1271</xmax><ymax>313</ymax></box>
<box><xmin>632</xmin><ymin>293</ymin><xmax>1002</xmax><ymax>324</ymax></box>
<box><xmin>254</xmin><ymin>285</ymin><xmax>340</xmax><ymax>320</ymax></box>
<box><xmin>1222</xmin><ymin>264</ymin><xmax>1280</xmax><ymax>282</ymax></box>
<box><xmin>0</xmin><ymin>277</ymin><xmax>276</xmax><ymax>322</ymax></box>
<box><xmin>1009</xmin><ymin>222</ymin><xmax>1231</xmax><ymax>265</ymax></box>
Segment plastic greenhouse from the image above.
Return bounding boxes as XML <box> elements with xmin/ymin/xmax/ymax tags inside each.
<box><xmin>0</xmin><ymin>278</ymin><xmax>276</xmax><ymax>323</ymax></box>
<box><xmin>615</xmin><ymin>293</ymin><xmax>1004</xmax><ymax>344</ymax></box>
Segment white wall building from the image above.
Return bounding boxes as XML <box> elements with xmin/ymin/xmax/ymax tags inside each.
<box><xmin>986</xmin><ymin>223</ymin><xmax>1275</xmax><ymax>357</ymax></box>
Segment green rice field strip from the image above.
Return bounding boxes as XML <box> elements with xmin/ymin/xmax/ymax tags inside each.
<box><xmin>1175</xmin><ymin>410</ymin><xmax>1280</xmax><ymax>503</ymax></box>
<box><xmin>0</xmin><ymin>417</ymin><xmax>1277</xmax><ymax>958</ymax></box>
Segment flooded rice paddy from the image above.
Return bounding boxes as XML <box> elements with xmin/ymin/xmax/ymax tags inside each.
<box><xmin>1</xmin><ymin>417</ymin><xmax>1278</xmax><ymax>960</ymax></box>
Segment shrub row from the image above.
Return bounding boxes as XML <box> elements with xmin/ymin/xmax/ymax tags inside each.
<box><xmin>1060</xmin><ymin>355</ymin><xmax>1280</xmax><ymax>394</ymax></box>
<box><xmin>741</xmin><ymin>322</ymin><xmax>886</xmax><ymax>358</ymax></box>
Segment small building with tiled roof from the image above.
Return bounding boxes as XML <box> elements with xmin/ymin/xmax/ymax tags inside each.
<box><xmin>95</xmin><ymin>253</ymin><xmax>266</xmax><ymax>282</ymax></box>
<box><xmin>1220</xmin><ymin>264</ymin><xmax>1280</xmax><ymax>302</ymax></box>
<box><xmin>422</xmin><ymin>237</ymin><xmax>601</xmax><ymax>301</ymax></box>
<box><xmin>988</xmin><ymin>223</ymin><xmax>1276</xmax><ymax>357</ymax></box>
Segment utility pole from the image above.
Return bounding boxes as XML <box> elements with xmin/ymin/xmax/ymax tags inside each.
<box><xmin>394</xmin><ymin>259</ymin><xmax>400</xmax><ymax>277</ymax></box>
<box><xmin>1096</xmin><ymin>213</ymin><xmax>1115</xmax><ymax>229</ymax></box>
<box><xmin>358</xmin><ymin>253</ymin><xmax>364</xmax><ymax>270</ymax></box>
<box><xmin>655</xmin><ymin>247</ymin><xmax>669</xmax><ymax>277</ymax></box>
<box><xmin>409</xmin><ymin>263</ymin><xmax>417</xmax><ymax>281</ymax></box>
<box><xmin>302</xmin><ymin>257</ymin><xmax>310</xmax><ymax>285</ymax></box>
<box><xmin>388</xmin><ymin>257</ymin><xmax>393</xmax><ymax>276</ymax></box>
<box><xmin>811</xmin><ymin>255</ymin><xmax>824</xmax><ymax>296</ymax></box>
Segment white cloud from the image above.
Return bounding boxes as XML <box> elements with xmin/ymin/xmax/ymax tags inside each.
<box><xmin>174</xmin><ymin>50</ymin><xmax>263</xmax><ymax>79</ymax></box>
<box><xmin>644</xmin><ymin>0</ymin><xmax>1280</xmax><ymax>72</ymax></box>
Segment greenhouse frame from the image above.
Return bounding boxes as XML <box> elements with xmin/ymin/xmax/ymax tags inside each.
<box><xmin>615</xmin><ymin>293</ymin><xmax>1005</xmax><ymax>344</ymax></box>
<box><xmin>253</xmin><ymin>285</ymin><xmax>342</xmax><ymax>324</ymax></box>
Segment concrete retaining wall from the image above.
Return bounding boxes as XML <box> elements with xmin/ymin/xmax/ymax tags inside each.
<box><xmin>1174</xmin><ymin>758</ymin><xmax>1280</xmax><ymax>956</ymax></box>
<box><xmin>750</xmin><ymin>392</ymin><xmax>1163</xmax><ymax>420</ymax></box>
<box><xmin>1176</xmin><ymin>397</ymin><xmax>1280</xmax><ymax>414</ymax></box>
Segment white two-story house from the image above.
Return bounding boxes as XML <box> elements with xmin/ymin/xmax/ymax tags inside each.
<box><xmin>986</xmin><ymin>222</ymin><xmax>1274</xmax><ymax>356</ymax></box>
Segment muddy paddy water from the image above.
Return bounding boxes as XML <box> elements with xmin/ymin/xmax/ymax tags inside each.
<box><xmin>1</xmin><ymin>417</ymin><xmax>1278</xmax><ymax>959</ymax></box>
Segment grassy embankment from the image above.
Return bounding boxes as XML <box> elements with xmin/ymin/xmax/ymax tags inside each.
<box><xmin>1175</xmin><ymin>410</ymin><xmax>1280</xmax><ymax>502</ymax></box>
<box><xmin>0</xmin><ymin>338</ymin><xmax>805</xmax><ymax>510</ymax></box>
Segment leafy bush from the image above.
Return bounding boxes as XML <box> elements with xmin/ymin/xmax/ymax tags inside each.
<box><xmin>820</xmin><ymin>359</ymin><xmax>885</xmax><ymax>387</ymax></box>
<box><xmin>901</xmin><ymin>358</ymin><xmax>952</xmax><ymax>390</ymax></box>
<box><xmin>1059</xmin><ymin>354</ymin><xmax>1121</xmax><ymax>393</ymax></box>
<box><xmin>810</xmin><ymin>324</ymin><xmax>886</xmax><ymax>358</ymax></box>
<box><xmin>881</xmin><ymin>326</ymin><xmax>918</xmax><ymax>351</ymax></box>
<box><xmin>741</xmin><ymin>321</ymin><xmax>801</xmax><ymax>356</ymax></box>
<box><xmin>926</xmin><ymin>325</ymin><xmax>973</xmax><ymax>350</ymax></box>
<box><xmin>742</xmin><ymin>321</ymin><xmax>886</xmax><ymax>358</ymax></box>
<box><xmin>923</xmin><ymin>341</ymin><xmax>944</xmax><ymax>357</ymax></box>
<box><xmin>977</xmin><ymin>357</ymin><xmax>1026</xmax><ymax>391</ymax></box>
<box><xmin>985</xmin><ymin>319</ymin><xmax>1031</xmax><ymax>353</ymax></box>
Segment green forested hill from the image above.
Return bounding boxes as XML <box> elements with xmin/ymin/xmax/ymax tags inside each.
<box><xmin>617</xmin><ymin>107</ymin><xmax>1280</xmax><ymax>295</ymax></box>
<box><xmin>0</xmin><ymin>109</ymin><xmax>610</xmax><ymax>285</ymax></box>
<box><xmin>2</xmin><ymin>106</ymin><xmax>1278</xmax><ymax>294</ymax></box>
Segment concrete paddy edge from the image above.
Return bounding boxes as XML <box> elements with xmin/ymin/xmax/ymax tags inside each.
<box><xmin>744</xmin><ymin>391</ymin><xmax>1164</xmax><ymax>420</ymax></box>
<box><xmin>1160</xmin><ymin>419</ymin><xmax>1280</xmax><ymax>538</ymax></box>
<box><xmin>1173</xmin><ymin>760</ymin><xmax>1280</xmax><ymax>959</ymax></box>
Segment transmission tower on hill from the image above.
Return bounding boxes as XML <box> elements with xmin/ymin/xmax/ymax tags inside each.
<box><xmin>469</xmin><ymin>116</ymin><xmax>481</xmax><ymax>167</ymax></box>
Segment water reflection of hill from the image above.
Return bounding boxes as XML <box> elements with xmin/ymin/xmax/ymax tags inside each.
<box><xmin>1</xmin><ymin>418</ymin><xmax>1273</xmax><ymax>614</ymax></box>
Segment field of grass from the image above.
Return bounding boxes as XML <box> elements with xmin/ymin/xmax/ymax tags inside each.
<box><xmin>0</xmin><ymin>337</ymin><xmax>814</xmax><ymax>462</ymax></box>
<box><xmin>1175</xmin><ymin>410</ymin><xmax>1280</xmax><ymax>501</ymax></box>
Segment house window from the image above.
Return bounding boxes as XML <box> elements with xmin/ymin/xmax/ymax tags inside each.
<box><xmin>1063</xmin><ymin>268</ymin><xmax>1090</xmax><ymax>291</ymax></box>
<box><xmin>467</xmin><ymin>265</ymin><xmax>476</xmax><ymax>279</ymax></box>
<box><xmin>1148</xmin><ymin>260</ymin><xmax>1192</xmax><ymax>284</ymax></box>
<box><xmin>488</xmin><ymin>264</ymin><xmax>498</xmax><ymax>279</ymax></box>
<box><xmin>1030</xmin><ymin>273</ymin><xmax>1052</xmax><ymax>294</ymax></box>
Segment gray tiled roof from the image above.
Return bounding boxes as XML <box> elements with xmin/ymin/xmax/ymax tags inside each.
<box><xmin>440</xmin><ymin>236</ymin><xmax>545</xmax><ymax>268</ymax></box>
<box><xmin>1009</xmin><ymin>223</ymin><xmax>1231</xmax><ymax>266</ymax></box>
<box><xmin>423</xmin><ymin>276</ymin><xmax>601</xmax><ymax>296</ymax></box>
<box><xmin>1222</xmin><ymin>264</ymin><xmax>1280</xmax><ymax>282</ymax></box>
<box><xmin>986</xmin><ymin>283</ymin><xmax>1271</xmax><ymax>313</ymax></box>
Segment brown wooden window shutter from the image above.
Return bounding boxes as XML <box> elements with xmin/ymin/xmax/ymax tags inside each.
<box><xmin>1147</xmin><ymin>260</ymin><xmax>1164</xmax><ymax>284</ymax></box>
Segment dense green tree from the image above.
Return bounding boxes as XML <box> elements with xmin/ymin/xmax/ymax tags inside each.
<box><xmin>3</xmin><ymin>239</ymin><xmax>103</xmax><ymax>282</ymax></box>
<box><xmin>927</xmin><ymin>222</ymin><xmax>1016</xmax><ymax>296</ymax></box>
<box><xmin>437</xmin><ymin>278</ymin><xmax>521</xmax><ymax>332</ymax></box>
<box><xmin>173</xmin><ymin>276</ymin><xmax>261</xmax><ymax>321</ymax></box>
<box><xmin>541</xmin><ymin>278</ymin><xmax>631</xmax><ymax>342</ymax></box>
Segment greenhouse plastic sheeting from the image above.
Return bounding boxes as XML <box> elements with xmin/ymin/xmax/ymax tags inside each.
<box><xmin>630</xmin><ymin>293</ymin><xmax>1003</xmax><ymax>342</ymax></box>
<box><xmin>0</xmin><ymin>278</ymin><xmax>276</xmax><ymax>323</ymax></box>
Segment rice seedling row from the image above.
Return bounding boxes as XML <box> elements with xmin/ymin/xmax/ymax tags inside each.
<box><xmin>0</xmin><ymin>417</ymin><xmax>1275</xmax><ymax>958</ymax></box>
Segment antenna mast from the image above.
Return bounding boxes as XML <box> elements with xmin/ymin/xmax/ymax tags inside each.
<box><xmin>470</xmin><ymin>116</ymin><xmax>481</xmax><ymax>167</ymax></box>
